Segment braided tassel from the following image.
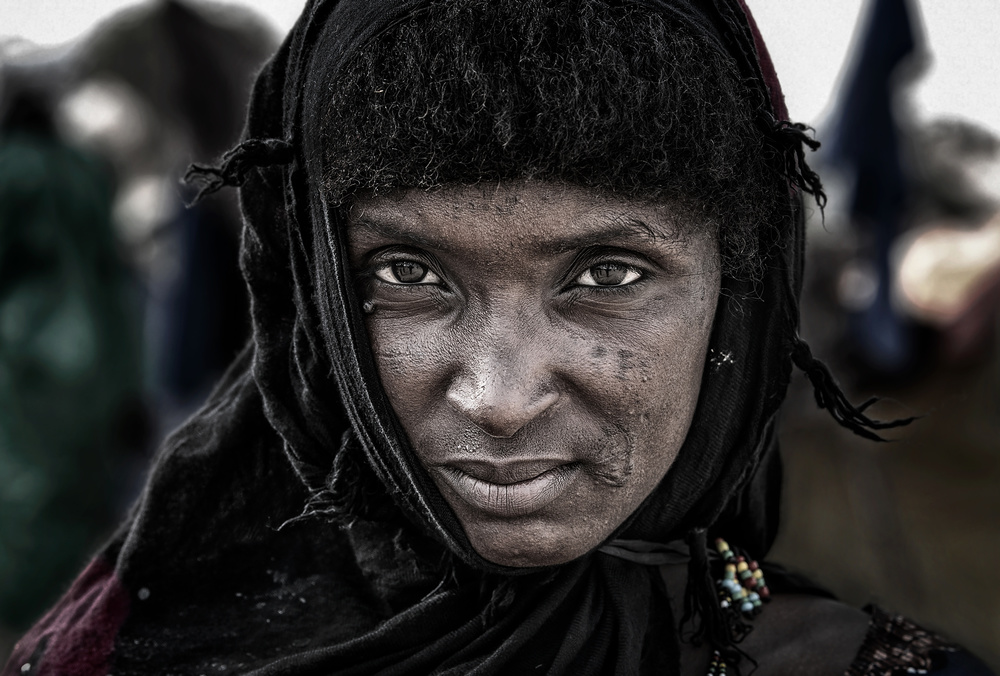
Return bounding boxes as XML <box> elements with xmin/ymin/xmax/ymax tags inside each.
<box><xmin>683</xmin><ymin>530</ymin><xmax>759</xmax><ymax>675</ymax></box>
<box><xmin>791</xmin><ymin>338</ymin><xmax>917</xmax><ymax>441</ymax></box>
<box><xmin>682</xmin><ymin>530</ymin><xmax>752</xmax><ymax>646</ymax></box>
<box><xmin>183</xmin><ymin>137</ymin><xmax>294</xmax><ymax>203</ymax></box>
<box><xmin>771</xmin><ymin>120</ymin><xmax>827</xmax><ymax>210</ymax></box>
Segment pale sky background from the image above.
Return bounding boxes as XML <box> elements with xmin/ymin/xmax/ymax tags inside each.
<box><xmin>2</xmin><ymin>0</ymin><xmax>999</xmax><ymax>136</ymax></box>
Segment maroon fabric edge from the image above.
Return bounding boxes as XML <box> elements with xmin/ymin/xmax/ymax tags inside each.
<box><xmin>735</xmin><ymin>0</ymin><xmax>790</xmax><ymax>121</ymax></box>
<box><xmin>3</xmin><ymin>557</ymin><xmax>130</xmax><ymax>676</ymax></box>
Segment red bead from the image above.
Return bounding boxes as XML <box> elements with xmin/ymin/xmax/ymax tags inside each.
<box><xmin>736</xmin><ymin>556</ymin><xmax>745</xmax><ymax>564</ymax></box>
<box><xmin>745</xmin><ymin>578</ymin><xmax>758</xmax><ymax>590</ymax></box>
<box><xmin>748</xmin><ymin>561</ymin><xmax>759</xmax><ymax>571</ymax></box>
<box><xmin>759</xmin><ymin>587</ymin><xmax>771</xmax><ymax>600</ymax></box>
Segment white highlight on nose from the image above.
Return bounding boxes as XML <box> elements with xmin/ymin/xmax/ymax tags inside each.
<box><xmin>445</xmin><ymin>345</ymin><xmax>559</xmax><ymax>439</ymax></box>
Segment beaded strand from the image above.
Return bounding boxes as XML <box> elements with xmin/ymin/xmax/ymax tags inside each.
<box><xmin>706</xmin><ymin>650</ymin><xmax>727</xmax><ymax>675</ymax></box>
<box><xmin>714</xmin><ymin>538</ymin><xmax>770</xmax><ymax>617</ymax></box>
<box><xmin>702</xmin><ymin>539</ymin><xmax>773</xmax><ymax>675</ymax></box>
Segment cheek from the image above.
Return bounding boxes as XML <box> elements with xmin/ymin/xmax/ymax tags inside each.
<box><xmin>579</xmin><ymin>289</ymin><xmax>716</xmax><ymax>484</ymax></box>
<box><xmin>581</xmin><ymin>286</ymin><xmax>715</xmax><ymax>410</ymax></box>
<box><xmin>365</xmin><ymin>317</ymin><xmax>453</xmax><ymax>418</ymax></box>
<box><xmin>591</xmin><ymin>346</ymin><xmax>702</xmax><ymax>486</ymax></box>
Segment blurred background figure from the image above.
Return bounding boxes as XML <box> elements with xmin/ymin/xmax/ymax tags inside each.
<box><xmin>794</xmin><ymin>0</ymin><xmax>1000</xmax><ymax>386</ymax></box>
<box><xmin>0</xmin><ymin>87</ymin><xmax>141</xmax><ymax>647</ymax></box>
<box><xmin>823</xmin><ymin>0</ymin><xmax>923</xmax><ymax>381</ymax></box>
<box><xmin>59</xmin><ymin>0</ymin><xmax>276</xmax><ymax>437</ymax></box>
<box><xmin>0</xmin><ymin>0</ymin><xmax>276</xmax><ymax>658</ymax></box>
<box><xmin>774</xmin><ymin>0</ymin><xmax>1000</xmax><ymax>670</ymax></box>
<box><xmin>897</xmin><ymin>120</ymin><xmax>1000</xmax><ymax>366</ymax></box>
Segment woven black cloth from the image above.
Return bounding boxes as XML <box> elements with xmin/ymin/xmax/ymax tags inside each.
<box><xmin>4</xmin><ymin>1</ymin><xmax>876</xmax><ymax>674</ymax></box>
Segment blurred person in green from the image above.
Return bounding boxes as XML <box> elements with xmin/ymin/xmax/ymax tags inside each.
<box><xmin>0</xmin><ymin>89</ymin><xmax>142</xmax><ymax>640</ymax></box>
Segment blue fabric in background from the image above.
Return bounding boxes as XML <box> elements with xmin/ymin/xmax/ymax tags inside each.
<box><xmin>827</xmin><ymin>0</ymin><xmax>921</xmax><ymax>377</ymax></box>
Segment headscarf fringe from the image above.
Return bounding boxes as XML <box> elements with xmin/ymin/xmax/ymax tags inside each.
<box><xmin>277</xmin><ymin>433</ymin><xmax>397</xmax><ymax>530</ymax></box>
<box><xmin>791</xmin><ymin>337</ymin><xmax>918</xmax><ymax>441</ymax></box>
<box><xmin>183</xmin><ymin>137</ymin><xmax>294</xmax><ymax>204</ymax></box>
<box><xmin>771</xmin><ymin>120</ymin><xmax>827</xmax><ymax>211</ymax></box>
<box><xmin>482</xmin><ymin>577</ymin><xmax>518</xmax><ymax>623</ymax></box>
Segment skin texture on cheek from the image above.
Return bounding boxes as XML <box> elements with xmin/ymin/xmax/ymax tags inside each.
<box><xmin>346</xmin><ymin>181</ymin><xmax>720</xmax><ymax>567</ymax></box>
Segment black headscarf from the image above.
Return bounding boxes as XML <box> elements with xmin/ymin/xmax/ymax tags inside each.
<box><xmin>5</xmin><ymin>1</ymin><xmax>906</xmax><ymax>675</ymax></box>
<box><xmin>237</xmin><ymin>0</ymin><xmax>802</xmax><ymax>567</ymax></box>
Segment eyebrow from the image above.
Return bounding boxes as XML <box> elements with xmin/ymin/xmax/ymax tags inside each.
<box><xmin>349</xmin><ymin>215</ymin><xmax>451</xmax><ymax>251</ymax></box>
<box><xmin>348</xmin><ymin>212</ymin><xmax>681</xmax><ymax>254</ymax></box>
<box><xmin>534</xmin><ymin>217</ymin><xmax>678</xmax><ymax>255</ymax></box>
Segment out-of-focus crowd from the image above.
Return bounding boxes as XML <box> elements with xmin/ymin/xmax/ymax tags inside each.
<box><xmin>0</xmin><ymin>0</ymin><xmax>276</xmax><ymax>656</ymax></box>
<box><xmin>772</xmin><ymin>0</ymin><xmax>1000</xmax><ymax>669</ymax></box>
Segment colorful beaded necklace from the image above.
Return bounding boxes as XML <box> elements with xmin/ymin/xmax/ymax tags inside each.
<box><xmin>704</xmin><ymin>538</ymin><xmax>772</xmax><ymax>675</ymax></box>
<box><xmin>714</xmin><ymin>538</ymin><xmax>770</xmax><ymax>616</ymax></box>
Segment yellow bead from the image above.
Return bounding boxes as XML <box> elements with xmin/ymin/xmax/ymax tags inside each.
<box><xmin>737</xmin><ymin>562</ymin><xmax>749</xmax><ymax>573</ymax></box>
<box><xmin>753</xmin><ymin>569</ymin><xmax>764</xmax><ymax>579</ymax></box>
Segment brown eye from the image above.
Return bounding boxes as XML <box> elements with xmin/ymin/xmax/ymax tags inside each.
<box><xmin>392</xmin><ymin>261</ymin><xmax>426</xmax><ymax>283</ymax></box>
<box><xmin>374</xmin><ymin>260</ymin><xmax>442</xmax><ymax>285</ymax></box>
<box><xmin>591</xmin><ymin>263</ymin><xmax>627</xmax><ymax>285</ymax></box>
<box><xmin>576</xmin><ymin>262</ymin><xmax>641</xmax><ymax>287</ymax></box>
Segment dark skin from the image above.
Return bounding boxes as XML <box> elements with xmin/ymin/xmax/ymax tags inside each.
<box><xmin>347</xmin><ymin>180</ymin><xmax>719</xmax><ymax>567</ymax></box>
<box><xmin>345</xmin><ymin>179</ymin><xmax>870</xmax><ymax>672</ymax></box>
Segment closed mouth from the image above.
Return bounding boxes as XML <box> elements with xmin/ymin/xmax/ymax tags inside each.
<box><xmin>434</xmin><ymin>462</ymin><xmax>580</xmax><ymax>517</ymax></box>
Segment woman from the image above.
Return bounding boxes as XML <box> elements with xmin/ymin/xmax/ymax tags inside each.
<box><xmin>5</xmin><ymin>0</ymin><xmax>994</xmax><ymax>674</ymax></box>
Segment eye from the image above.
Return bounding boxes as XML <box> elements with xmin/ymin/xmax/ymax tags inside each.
<box><xmin>575</xmin><ymin>262</ymin><xmax>642</xmax><ymax>287</ymax></box>
<box><xmin>374</xmin><ymin>260</ymin><xmax>442</xmax><ymax>285</ymax></box>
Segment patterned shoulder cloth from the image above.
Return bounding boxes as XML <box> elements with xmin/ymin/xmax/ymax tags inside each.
<box><xmin>700</xmin><ymin>540</ymin><xmax>995</xmax><ymax>676</ymax></box>
<box><xmin>847</xmin><ymin>606</ymin><xmax>995</xmax><ymax>676</ymax></box>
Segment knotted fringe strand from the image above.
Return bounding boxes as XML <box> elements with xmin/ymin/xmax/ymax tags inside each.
<box><xmin>791</xmin><ymin>337</ymin><xmax>918</xmax><ymax>442</ymax></box>
<box><xmin>771</xmin><ymin>120</ymin><xmax>827</xmax><ymax>211</ymax></box>
<box><xmin>183</xmin><ymin>138</ymin><xmax>294</xmax><ymax>204</ymax></box>
<box><xmin>278</xmin><ymin>431</ymin><xmax>399</xmax><ymax>530</ymax></box>
<box><xmin>681</xmin><ymin>528</ymin><xmax>720</xmax><ymax>646</ymax></box>
<box><xmin>682</xmin><ymin>529</ymin><xmax>752</xmax><ymax>674</ymax></box>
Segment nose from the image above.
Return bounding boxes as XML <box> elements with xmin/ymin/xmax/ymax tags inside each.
<box><xmin>446</xmin><ymin>331</ymin><xmax>560</xmax><ymax>439</ymax></box>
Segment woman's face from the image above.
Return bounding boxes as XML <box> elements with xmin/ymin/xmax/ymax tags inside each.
<box><xmin>347</xmin><ymin>181</ymin><xmax>719</xmax><ymax>567</ymax></box>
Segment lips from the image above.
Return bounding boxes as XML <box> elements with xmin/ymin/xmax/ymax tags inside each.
<box><xmin>433</xmin><ymin>460</ymin><xmax>580</xmax><ymax>518</ymax></box>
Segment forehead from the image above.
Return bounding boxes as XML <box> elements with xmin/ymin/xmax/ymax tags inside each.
<box><xmin>345</xmin><ymin>182</ymin><xmax>714</xmax><ymax>255</ymax></box>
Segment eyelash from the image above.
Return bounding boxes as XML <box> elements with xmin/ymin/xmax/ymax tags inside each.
<box><xmin>372</xmin><ymin>259</ymin><xmax>442</xmax><ymax>286</ymax></box>
<box><xmin>558</xmin><ymin>248</ymin><xmax>650</xmax><ymax>297</ymax></box>
<box><xmin>364</xmin><ymin>251</ymin><xmax>649</xmax><ymax>296</ymax></box>
<box><xmin>572</xmin><ymin>263</ymin><xmax>644</xmax><ymax>290</ymax></box>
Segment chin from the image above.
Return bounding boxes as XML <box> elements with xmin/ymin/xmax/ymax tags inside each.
<box><xmin>463</xmin><ymin>516</ymin><xmax>604</xmax><ymax>568</ymax></box>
